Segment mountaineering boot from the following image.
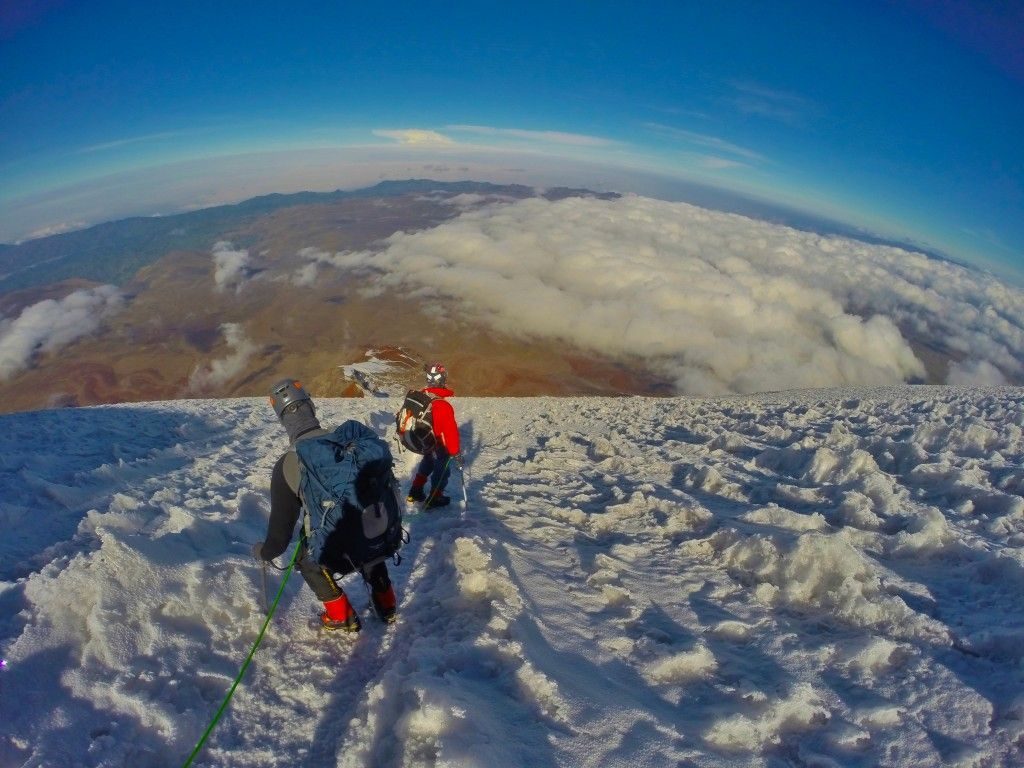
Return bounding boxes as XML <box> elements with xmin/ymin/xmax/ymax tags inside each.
<box><xmin>406</xmin><ymin>485</ymin><xmax>426</xmax><ymax>503</ymax></box>
<box><xmin>320</xmin><ymin>592</ymin><xmax>362</xmax><ymax>632</ymax></box>
<box><xmin>371</xmin><ymin>585</ymin><xmax>398</xmax><ymax>623</ymax></box>
<box><xmin>424</xmin><ymin>493</ymin><xmax>451</xmax><ymax>509</ymax></box>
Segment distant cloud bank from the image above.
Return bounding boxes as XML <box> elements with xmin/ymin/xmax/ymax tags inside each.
<box><xmin>21</xmin><ymin>220</ymin><xmax>91</xmax><ymax>242</ymax></box>
<box><xmin>0</xmin><ymin>286</ymin><xmax>124</xmax><ymax>380</ymax></box>
<box><xmin>188</xmin><ymin>323</ymin><xmax>259</xmax><ymax>393</ymax></box>
<box><xmin>317</xmin><ymin>196</ymin><xmax>1024</xmax><ymax>393</ymax></box>
<box><xmin>373</xmin><ymin>129</ymin><xmax>456</xmax><ymax>147</ymax></box>
<box><xmin>445</xmin><ymin>124</ymin><xmax>614</xmax><ymax>147</ymax></box>
<box><xmin>212</xmin><ymin>241</ymin><xmax>251</xmax><ymax>292</ymax></box>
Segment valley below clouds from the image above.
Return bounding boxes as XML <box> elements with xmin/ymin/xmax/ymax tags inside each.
<box><xmin>0</xmin><ymin>182</ymin><xmax>1021</xmax><ymax>412</ymax></box>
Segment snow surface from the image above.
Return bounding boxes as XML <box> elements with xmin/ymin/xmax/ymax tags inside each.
<box><xmin>2</xmin><ymin>388</ymin><xmax>1023</xmax><ymax>767</ymax></box>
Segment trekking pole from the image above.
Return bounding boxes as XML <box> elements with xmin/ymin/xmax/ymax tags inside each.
<box><xmin>460</xmin><ymin>461</ymin><xmax>469</xmax><ymax>508</ymax></box>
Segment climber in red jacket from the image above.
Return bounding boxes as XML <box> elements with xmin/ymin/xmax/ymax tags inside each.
<box><xmin>405</xmin><ymin>363</ymin><xmax>461</xmax><ymax>508</ymax></box>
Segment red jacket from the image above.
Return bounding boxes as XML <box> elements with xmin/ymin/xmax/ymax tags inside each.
<box><xmin>424</xmin><ymin>386</ymin><xmax>460</xmax><ymax>454</ymax></box>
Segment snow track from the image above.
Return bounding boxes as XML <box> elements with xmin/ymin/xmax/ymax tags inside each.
<box><xmin>1</xmin><ymin>388</ymin><xmax>1023</xmax><ymax>766</ymax></box>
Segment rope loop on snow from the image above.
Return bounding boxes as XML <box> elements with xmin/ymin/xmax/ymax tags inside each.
<box><xmin>181</xmin><ymin>540</ymin><xmax>302</xmax><ymax>768</ymax></box>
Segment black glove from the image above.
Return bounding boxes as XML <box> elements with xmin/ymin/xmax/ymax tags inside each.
<box><xmin>252</xmin><ymin>542</ymin><xmax>267</xmax><ymax>561</ymax></box>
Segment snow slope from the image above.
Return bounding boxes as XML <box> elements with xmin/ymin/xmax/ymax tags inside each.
<box><xmin>1</xmin><ymin>388</ymin><xmax>1023</xmax><ymax>767</ymax></box>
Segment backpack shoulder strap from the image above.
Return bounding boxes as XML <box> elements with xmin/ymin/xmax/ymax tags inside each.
<box><xmin>285</xmin><ymin>427</ymin><xmax>330</xmax><ymax>493</ymax></box>
<box><xmin>406</xmin><ymin>388</ymin><xmax>437</xmax><ymax>408</ymax></box>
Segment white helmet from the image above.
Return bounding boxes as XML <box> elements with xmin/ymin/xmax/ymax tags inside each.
<box><xmin>425</xmin><ymin>363</ymin><xmax>448</xmax><ymax>387</ymax></box>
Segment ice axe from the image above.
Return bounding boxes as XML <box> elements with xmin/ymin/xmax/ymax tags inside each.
<box><xmin>251</xmin><ymin>542</ymin><xmax>269</xmax><ymax>614</ymax></box>
<box><xmin>259</xmin><ymin>559</ymin><xmax>269</xmax><ymax>614</ymax></box>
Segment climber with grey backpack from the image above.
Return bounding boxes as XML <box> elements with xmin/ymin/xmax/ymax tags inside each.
<box><xmin>253</xmin><ymin>378</ymin><xmax>406</xmax><ymax>632</ymax></box>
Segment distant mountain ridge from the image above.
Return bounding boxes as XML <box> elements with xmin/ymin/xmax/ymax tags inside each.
<box><xmin>0</xmin><ymin>180</ymin><xmax>617</xmax><ymax>295</ymax></box>
<box><xmin>1</xmin><ymin>177</ymin><xmax>965</xmax><ymax>297</ymax></box>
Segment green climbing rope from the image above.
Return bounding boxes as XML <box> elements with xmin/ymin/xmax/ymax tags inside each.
<box><xmin>181</xmin><ymin>542</ymin><xmax>302</xmax><ymax>767</ymax></box>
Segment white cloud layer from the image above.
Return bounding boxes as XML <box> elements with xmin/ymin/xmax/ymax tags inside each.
<box><xmin>373</xmin><ymin>129</ymin><xmax>456</xmax><ymax>147</ymax></box>
<box><xmin>0</xmin><ymin>285</ymin><xmax>124</xmax><ymax>380</ymax></box>
<box><xmin>317</xmin><ymin>196</ymin><xmax>1024</xmax><ymax>394</ymax></box>
<box><xmin>291</xmin><ymin>261</ymin><xmax>319</xmax><ymax>287</ymax></box>
<box><xmin>20</xmin><ymin>220</ymin><xmax>91</xmax><ymax>242</ymax></box>
<box><xmin>446</xmin><ymin>124</ymin><xmax>614</xmax><ymax>147</ymax></box>
<box><xmin>947</xmin><ymin>359</ymin><xmax>1009</xmax><ymax>386</ymax></box>
<box><xmin>188</xmin><ymin>323</ymin><xmax>259</xmax><ymax>392</ymax></box>
<box><xmin>643</xmin><ymin>123</ymin><xmax>765</xmax><ymax>162</ymax></box>
<box><xmin>212</xmin><ymin>241</ymin><xmax>251</xmax><ymax>292</ymax></box>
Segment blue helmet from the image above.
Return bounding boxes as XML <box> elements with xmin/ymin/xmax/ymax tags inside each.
<box><xmin>425</xmin><ymin>363</ymin><xmax>448</xmax><ymax>387</ymax></box>
<box><xmin>269</xmin><ymin>377</ymin><xmax>312</xmax><ymax>418</ymax></box>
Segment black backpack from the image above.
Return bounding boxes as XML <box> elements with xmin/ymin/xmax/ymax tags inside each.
<box><xmin>395</xmin><ymin>389</ymin><xmax>437</xmax><ymax>454</ymax></box>
<box><xmin>295</xmin><ymin>420</ymin><xmax>405</xmax><ymax>570</ymax></box>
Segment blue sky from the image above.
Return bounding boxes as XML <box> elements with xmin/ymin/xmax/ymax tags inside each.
<box><xmin>1</xmin><ymin>1</ymin><xmax>1021</xmax><ymax>278</ymax></box>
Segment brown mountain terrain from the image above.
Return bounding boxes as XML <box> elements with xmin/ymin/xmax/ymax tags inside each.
<box><xmin>0</xmin><ymin>186</ymin><xmax>669</xmax><ymax>413</ymax></box>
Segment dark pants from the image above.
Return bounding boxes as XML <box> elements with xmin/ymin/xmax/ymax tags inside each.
<box><xmin>416</xmin><ymin>445</ymin><xmax>452</xmax><ymax>496</ymax></box>
<box><xmin>297</xmin><ymin>542</ymin><xmax>391</xmax><ymax>602</ymax></box>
